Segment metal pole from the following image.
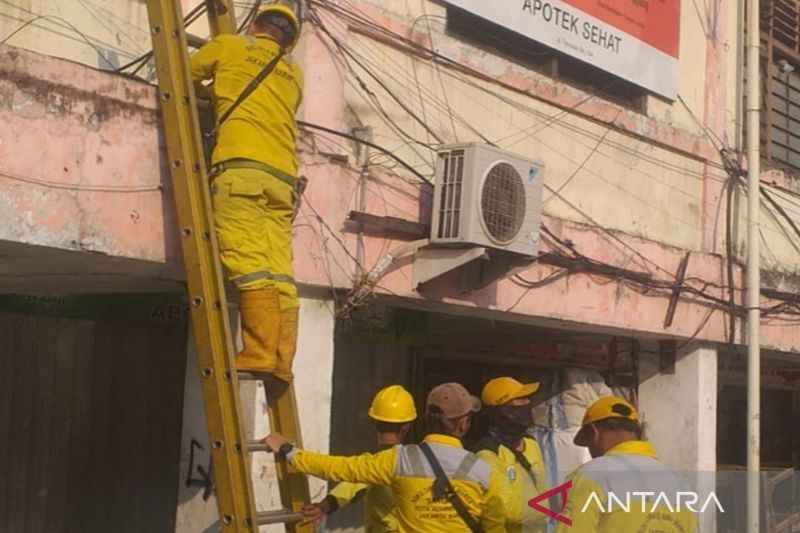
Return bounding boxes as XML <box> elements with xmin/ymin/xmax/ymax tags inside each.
<box><xmin>745</xmin><ymin>0</ymin><xmax>761</xmax><ymax>530</ymax></box>
<box><xmin>735</xmin><ymin>0</ymin><xmax>747</xmax><ymax>151</ymax></box>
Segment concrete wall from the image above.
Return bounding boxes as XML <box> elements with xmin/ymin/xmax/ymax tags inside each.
<box><xmin>639</xmin><ymin>341</ymin><xmax>718</xmax><ymax>473</ymax></box>
<box><xmin>1</xmin><ymin>2</ymin><xmax>799</xmax><ymax>351</ymax></box>
<box><xmin>0</xmin><ymin>0</ymin><xmax>151</xmax><ymax>71</ymax></box>
<box><xmin>0</xmin><ymin>0</ymin><xmax>237</xmax><ymax>75</ymax></box>
<box><xmin>638</xmin><ymin>341</ymin><xmax>718</xmax><ymax>532</ymax></box>
<box><xmin>175</xmin><ymin>293</ymin><xmax>335</xmax><ymax>533</ymax></box>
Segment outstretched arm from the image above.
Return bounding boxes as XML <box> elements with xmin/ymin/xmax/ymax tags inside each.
<box><xmin>265</xmin><ymin>432</ymin><xmax>396</xmax><ymax>486</ymax></box>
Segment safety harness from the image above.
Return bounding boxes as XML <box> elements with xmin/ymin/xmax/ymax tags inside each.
<box><xmin>418</xmin><ymin>443</ymin><xmax>484</xmax><ymax>533</ymax></box>
<box><xmin>206</xmin><ymin>39</ymin><xmax>299</xmax><ymax>193</ymax></box>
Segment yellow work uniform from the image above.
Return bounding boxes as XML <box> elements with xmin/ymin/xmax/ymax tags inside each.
<box><xmin>475</xmin><ymin>437</ymin><xmax>549</xmax><ymax>533</ymax></box>
<box><xmin>189</xmin><ymin>33</ymin><xmax>304</xmax><ymax>310</ymax></box>
<box><xmin>555</xmin><ymin>441</ymin><xmax>698</xmax><ymax>533</ymax></box>
<box><xmin>290</xmin><ymin>434</ymin><xmax>507</xmax><ymax>533</ymax></box>
<box><xmin>326</xmin><ymin>480</ymin><xmax>399</xmax><ymax>532</ymax></box>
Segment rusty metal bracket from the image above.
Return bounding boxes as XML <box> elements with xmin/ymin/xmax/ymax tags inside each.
<box><xmin>348</xmin><ymin>211</ymin><xmax>429</xmax><ymax>239</ymax></box>
<box><xmin>664</xmin><ymin>252</ymin><xmax>691</xmax><ymax>329</ymax></box>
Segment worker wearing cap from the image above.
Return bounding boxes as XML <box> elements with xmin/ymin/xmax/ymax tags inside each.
<box><xmin>190</xmin><ymin>3</ymin><xmax>303</xmax><ymax>382</ymax></box>
<box><xmin>474</xmin><ymin>377</ymin><xmax>549</xmax><ymax>533</ymax></box>
<box><xmin>555</xmin><ymin>396</ymin><xmax>697</xmax><ymax>533</ymax></box>
<box><xmin>264</xmin><ymin>383</ymin><xmax>506</xmax><ymax>532</ymax></box>
<box><xmin>302</xmin><ymin>385</ymin><xmax>417</xmax><ymax>532</ymax></box>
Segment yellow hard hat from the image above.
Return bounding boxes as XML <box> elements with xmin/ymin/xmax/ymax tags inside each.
<box><xmin>368</xmin><ymin>385</ymin><xmax>417</xmax><ymax>423</ymax></box>
<box><xmin>255</xmin><ymin>4</ymin><xmax>301</xmax><ymax>46</ymax></box>
<box><xmin>481</xmin><ymin>377</ymin><xmax>540</xmax><ymax>406</ymax></box>
<box><xmin>574</xmin><ymin>396</ymin><xmax>639</xmax><ymax>446</ymax></box>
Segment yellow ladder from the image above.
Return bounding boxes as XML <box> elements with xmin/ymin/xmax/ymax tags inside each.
<box><xmin>143</xmin><ymin>1</ymin><xmax>312</xmax><ymax>530</ymax></box>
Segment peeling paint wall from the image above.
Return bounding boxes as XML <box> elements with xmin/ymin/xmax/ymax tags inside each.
<box><xmin>1</xmin><ymin>2</ymin><xmax>799</xmax><ymax>348</ymax></box>
<box><xmin>0</xmin><ymin>44</ymin><xmax>175</xmax><ymax>264</ymax></box>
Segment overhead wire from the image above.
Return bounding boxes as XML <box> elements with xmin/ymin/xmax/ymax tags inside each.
<box><xmin>304</xmin><ymin>0</ymin><xmax>800</xmax><ymax>323</ymax></box>
<box><xmin>308</xmin><ymin>2</ymin><xmax>720</xmax><ymax>222</ymax></box>
<box><xmin>114</xmin><ymin>1</ymin><xmax>208</xmax><ymax>75</ymax></box>
<box><xmin>0</xmin><ymin>14</ymin><xmax>118</xmax><ymax>70</ymax></box>
<box><xmin>310</xmin><ymin>0</ymin><xmax>730</xmax><ymax>192</ymax></box>
<box><xmin>62</xmin><ymin>0</ymin><xmax>800</xmax><ymax>324</ymax></box>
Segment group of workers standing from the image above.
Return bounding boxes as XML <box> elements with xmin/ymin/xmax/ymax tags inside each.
<box><xmin>263</xmin><ymin>379</ymin><xmax>697</xmax><ymax>533</ymax></box>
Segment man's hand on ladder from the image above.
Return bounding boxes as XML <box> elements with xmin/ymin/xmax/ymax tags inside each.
<box><xmin>264</xmin><ymin>432</ymin><xmax>289</xmax><ymax>453</ymax></box>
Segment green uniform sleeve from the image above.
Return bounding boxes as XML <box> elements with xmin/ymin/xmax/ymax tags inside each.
<box><xmin>291</xmin><ymin>448</ymin><xmax>396</xmax><ymax>487</ymax></box>
<box><xmin>479</xmin><ymin>471</ymin><xmax>508</xmax><ymax>533</ymax></box>
<box><xmin>555</xmin><ymin>470</ymin><xmax>602</xmax><ymax>533</ymax></box>
<box><xmin>327</xmin><ymin>481</ymin><xmax>369</xmax><ymax>510</ymax></box>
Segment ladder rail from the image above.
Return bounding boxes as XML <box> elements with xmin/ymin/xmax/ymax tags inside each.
<box><xmin>206</xmin><ymin>0</ymin><xmax>238</xmax><ymax>36</ymax></box>
<box><xmin>144</xmin><ymin>0</ymin><xmax>257</xmax><ymax>529</ymax></box>
<box><xmin>145</xmin><ymin>1</ymin><xmax>313</xmax><ymax>531</ymax></box>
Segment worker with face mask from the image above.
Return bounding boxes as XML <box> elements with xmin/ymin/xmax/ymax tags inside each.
<box><xmin>474</xmin><ymin>377</ymin><xmax>549</xmax><ymax>533</ymax></box>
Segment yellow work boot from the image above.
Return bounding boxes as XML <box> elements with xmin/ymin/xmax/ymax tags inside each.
<box><xmin>235</xmin><ymin>287</ymin><xmax>281</xmax><ymax>378</ymax></box>
<box><xmin>274</xmin><ymin>308</ymin><xmax>299</xmax><ymax>383</ymax></box>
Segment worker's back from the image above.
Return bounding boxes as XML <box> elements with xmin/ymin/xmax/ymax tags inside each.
<box><xmin>189</xmin><ymin>33</ymin><xmax>304</xmax><ymax>175</ymax></box>
<box><xmin>290</xmin><ymin>434</ymin><xmax>506</xmax><ymax>532</ymax></box>
<box><xmin>390</xmin><ymin>436</ymin><xmax>502</xmax><ymax>532</ymax></box>
<box><xmin>557</xmin><ymin>441</ymin><xmax>698</xmax><ymax>533</ymax></box>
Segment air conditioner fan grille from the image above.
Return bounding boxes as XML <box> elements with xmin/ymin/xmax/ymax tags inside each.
<box><xmin>480</xmin><ymin>162</ymin><xmax>526</xmax><ymax>244</ymax></box>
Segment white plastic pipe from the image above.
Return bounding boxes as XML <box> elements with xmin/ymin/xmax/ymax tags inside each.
<box><xmin>745</xmin><ymin>0</ymin><xmax>761</xmax><ymax>530</ymax></box>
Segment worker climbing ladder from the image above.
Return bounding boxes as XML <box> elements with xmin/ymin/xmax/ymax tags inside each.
<box><xmin>143</xmin><ymin>0</ymin><xmax>312</xmax><ymax>530</ymax></box>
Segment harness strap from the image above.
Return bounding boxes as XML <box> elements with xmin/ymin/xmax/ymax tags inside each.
<box><xmin>210</xmin><ymin>158</ymin><xmax>296</xmax><ymax>190</ymax></box>
<box><xmin>418</xmin><ymin>443</ymin><xmax>484</xmax><ymax>533</ymax></box>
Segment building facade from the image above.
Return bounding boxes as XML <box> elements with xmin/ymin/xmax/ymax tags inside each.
<box><xmin>0</xmin><ymin>0</ymin><xmax>798</xmax><ymax>531</ymax></box>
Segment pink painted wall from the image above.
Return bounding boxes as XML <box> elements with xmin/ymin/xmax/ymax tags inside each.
<box><xmin>0</xmin><ymin>0</ymin><xmax>797</xmax><ymax>354</ymax></box>
<box><xmin>0</xmin><ymin>45</ymin><xmax>176</xmax><ymax>264</ymax></box>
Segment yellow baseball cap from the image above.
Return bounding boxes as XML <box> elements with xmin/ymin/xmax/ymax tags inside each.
<box><xmin>574</xmin><ymin>396</ymin><xmax>640</xmax><ymax>446</ymax></box>
<box><xmin>481</xmin><ymin>377</ymin><xmax>540</xmax><ymax>406</ymax></box>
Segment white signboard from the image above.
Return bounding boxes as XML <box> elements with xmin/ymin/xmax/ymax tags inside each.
<box><xmin>444</xmin><ymin>0</ymin><xmax>681</xmax><ymax>100</ymax></box>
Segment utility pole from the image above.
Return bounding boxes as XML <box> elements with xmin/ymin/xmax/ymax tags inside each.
<box><xmin>745</xmin><ymin>0</ymin><xmax>761</xmax><ymax>530</ymax></box>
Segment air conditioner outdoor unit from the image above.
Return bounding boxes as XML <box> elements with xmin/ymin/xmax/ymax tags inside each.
<box><xmin>430</xmin><ymin>143</ymin><xmax>543</xmax><ymax>257</ymax></box>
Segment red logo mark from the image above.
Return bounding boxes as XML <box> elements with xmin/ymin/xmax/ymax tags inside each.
<box><xmin>528</xmin><ymin>480</ymin><xmax>573</xmax><ymax>526</ymax></box>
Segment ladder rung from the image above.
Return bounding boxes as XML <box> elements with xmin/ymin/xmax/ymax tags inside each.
<box><xmin>258</xmin><ymin>510</ymin><xmax>304</xmax><ymax>525</ymax></box>
<box><xmin>247</xmin><ymin>440</ymin><xmax>268</xmax><ymax>453</ymax></box>
<box><xmin>236</xmin><ymin>371</ymin><xmax>262</xmax><ymax>381</ymax></box>
<box><xmin>186</xmin><ymin>32</ymin><xmax>209</xmax><ymax>49</ymax></box>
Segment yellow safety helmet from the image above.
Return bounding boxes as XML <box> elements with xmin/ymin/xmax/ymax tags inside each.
<box><xmin>574</xmin><ymin>396</ymin><xmax>640</xmax><ymax>446</ymax></box>
<box><xmin>368</xmin><ymin>385</ymin><xmax>417</xmax><ymax>423</ymax></box>
<box><xmin>481</xmin><ymin>377</ymin><xmax>540</xmax><ymax>406</ymax></box>
<box><xmin>255</xmin><ymin>4</ymin><xmax>301</xmax><ymax>47</ymax></box>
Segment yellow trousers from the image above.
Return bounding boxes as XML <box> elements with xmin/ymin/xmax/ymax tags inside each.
<box><xmin>212</xmin><ymin>168</ymin><xmax>299</xmax><ymax>381</ymax></box>
<box><xmin>211</xmin><ymin>168</ymin><xmax>298</xmax><ymax>310</ymax></box>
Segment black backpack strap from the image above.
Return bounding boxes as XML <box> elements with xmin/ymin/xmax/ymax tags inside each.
<box><xmin>509</xmin><ymin>447</ymin><xmax>533</xmax><ymax>475</ymax></box>
<box><xmin>214</xmin><ymin>48</ymin><xmax>285</xmax><ymax>130</ymax></box>
<box><xmin>418</xmin><ymin>443</ymin><xmax>484</xmax><ymax>533</ymax></box>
